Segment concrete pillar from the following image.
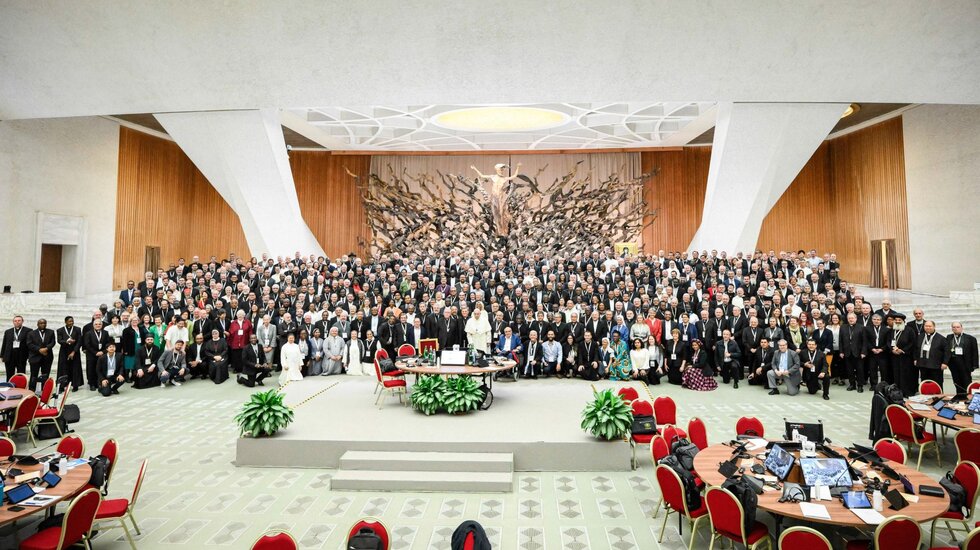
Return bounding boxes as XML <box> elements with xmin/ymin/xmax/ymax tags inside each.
<box><xmin>688</xmin><ymin>102</ymin><xmax>848</xmax><ymax>253</ymax></box>
<box><xmin>156</xmin><ymin>109</ymin><xmax>324</xmax><ymax>257</ymax></box>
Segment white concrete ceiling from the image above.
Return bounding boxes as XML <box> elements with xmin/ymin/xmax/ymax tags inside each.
<box><xmin>2</xmin><ymin>1</ymin><xmax>979</xmax><ymax>121</ymax></box>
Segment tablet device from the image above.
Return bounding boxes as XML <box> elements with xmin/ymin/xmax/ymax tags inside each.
<box><xmin>40</xmin><ymin>472</ymin><xmax>60</xmax><ymax>488</ymax></box>
<box><xmin>933</xmin><ymin>399</ymin><xmax>946</xmax><ymax>411</ymax></box>
<box><xmin>884</xmin><ymin>489</ymin><xmax>908</xmax><ymax>510</ymax></box>
<box><xmin>764</xmin><ymin>444</ymin><xmax>795</xmax><ymax>481</ymax></box>
<box><xmin>973</xmin><ymin>414</ymin><xmax>980</xmax><ymax>425</ymax></box>
<box><xmin>800</xmin><ymin>458</ymin><xmax>853</xmax><ymax>487</ymax></box>
<box><xmin>968</xmin><ymin>393</ymin><xmax>980</xmax><ymax>413</ymax></box>
<box><xmin>842</xmin><ymin>490</ymin><xmax>872</xmax><ymax>509</ymax></box>
<box><xmin>938</xmin><ymin>407</ymin><xmax>957</xmax><ymax>420</ymax></box>
<box><xmin>5</xmin><ymin>483</ymin><xmax>35</xmax><ymax>506</ymax></box>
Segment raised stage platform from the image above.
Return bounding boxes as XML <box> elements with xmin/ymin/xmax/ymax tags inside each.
<box><xmin>235</xmin><ymin>376</ymin><xmax>632</xmax><ymax>476</ymax></box>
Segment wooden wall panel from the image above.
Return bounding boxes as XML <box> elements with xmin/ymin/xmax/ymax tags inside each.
<box><xmin>290</xmin><ymin>151</ymin><xmax>372</xmax><ymax>258</ymax></box>
<box><xmin>113</xmin><ymin>127</ymin><xmax>248</xmax><ymax>289</ymax></box>
<box><xmin>640</xmin><ymin>148</ymin><xmax>711</xmax><ymax>253</ymax></box>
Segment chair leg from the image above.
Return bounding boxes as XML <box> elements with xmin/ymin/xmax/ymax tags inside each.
<box><xmin>930</xmin><ymin>518</ymin><xmax>937</xmax><ymax>548</ymax></box>
<box><xmin>658</xmin><ymin>508</ymin><xmax>671</xmax><ymax>542</ymax></box>
<box><xmin>688</xmin><ymin>516</ymin><xmax>703</xmax><ymax>550</ymax></box>
<box><xmin>708</xmin><ymin>532</ymin><xmax>716</xmax><ymax>550</ymax></box>
<box><xmin>120</xmin><ymin>518</ymin><xmax>137</xmax><ymax>550</ymax></box>
<box><xmin>652</xmin><ymin>498</ymin><xmax>662</xmax><ymax>518</ymax></box>
<box><xmin>935</xmin><ymin>442</ymin><xmax>942</xmax><ymax>468</ymax></box>
<box><xmin>127</xmin><ymin>510</ymin><xmax>141</xmax><ymax>536</ymax></box>
<box><xmin>916</xmin><ymin>443</ymin><xmax>925</xmax><ymax>470</ymax></box>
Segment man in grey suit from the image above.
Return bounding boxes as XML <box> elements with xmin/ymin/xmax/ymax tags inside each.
<box><xmin>158</xmin><ymin>340</ymin><xmax>187</xmax><ymax>386</ymax></box>
<box><xmin>768</xmin><ymin>339</ymin><xmax>802</xmax><ymax>396</ymax></box>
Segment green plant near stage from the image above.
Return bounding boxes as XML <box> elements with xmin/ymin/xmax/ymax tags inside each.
<box><xmin>442</xmin><ymin>376</ymin><xmax>484</xmax><ymax>415</ymax></box>
<box><xmin>410</xmin><ymin>374</ymin><xmax>447</xmax><ymax>415</ymax></box>
<box><xmin>235</xmin><ymin>388</ymin><xmax>295</xmax><ymax>437</ymax></box>
<box><xmin>580</xmin><ymin>388</ymin><xmax>634</xmax><ymax>440</ymax></box>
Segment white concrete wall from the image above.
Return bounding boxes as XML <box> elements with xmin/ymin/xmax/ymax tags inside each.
<box><xmin>903</xmin><ymin>105</ymin><xmax>980</xmax><ymax>295</ymax></box>
<box><xmin>0</xmin><ymin>117</ymin><xmax>120</xmax><ymax>297</ymax></box>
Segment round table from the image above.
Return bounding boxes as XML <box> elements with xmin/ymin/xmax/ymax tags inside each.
<box><xmin>0</xmin><ymin>458</ymin><xmax>93</xmax><ymax>527</ymax></box>
<box><xmin>905</xmin><ymin>395</ymin><xmax>978</xmax><ymax>431</ymax></box>
<box><xmin>396</xmin><ymin>360</ymin><xmax>517</xmax><ymax>410</ymax></box>
<box><xmin>692</xmin><ymin>443</ymin><xmax>949</xmax><ymax>530</ymax></box>
<box><xmin>0</xmin><ymin>389</ymin><xmax>36</xmax><ymax>413</ymax></box>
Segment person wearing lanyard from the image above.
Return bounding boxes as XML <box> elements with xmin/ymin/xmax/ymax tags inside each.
<box><xmin>914</xmin><ymin>320</ymin><xmax>949</xmax><ymax>389</ymax></box>
<box><xmin>864</xmin><ymin>314</ymin><xmax>892</xmax><ymax>387</ymax></box>
<box><xmin>801</xmin><ymin>338</ymin><xmax>829</xmax><ymax>400</ymax></box>
<box><xmin>946</xmin><ymin>322</ymin><xmax>978</xmax><ymax>396</ymax></box>
<box><xmin>56</xmin><ymin>316</ymin><xmax>83</xmax><ymax>390</ymax></box>
<box><xmin>97</xmin><ymin>343</ymin><xmax>126</xmax><ymax>396</ymax></box>
<box><xmin>1</xmin><ymin>315</ymin><xmax>29</xmax><ymax>381</ymax></box>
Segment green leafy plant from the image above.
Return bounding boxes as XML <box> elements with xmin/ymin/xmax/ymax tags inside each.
<box><xmin>442</xmin><ymin>376</ymin><xmax>484</xmax><ymax>414</ymax></box>
<box><xmin>410</xmin><ymin>374</ymin><xmax>447</xmax><ymax>415</ymax></box>
<box><xmin>580</xmin><ymin>388</ymin><xmax>634</xmax><ymax>440</ymax></box>
<box><xmin>235</xmin><ymin>389</ymin><xmax>295</xmax><ymax>437</ymax></box>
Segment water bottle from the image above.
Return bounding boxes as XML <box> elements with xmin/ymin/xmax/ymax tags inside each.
<box><xmin>872</xmin><ymin>489</ymin><xmax>883</xmax><ymax>511</ymax></box>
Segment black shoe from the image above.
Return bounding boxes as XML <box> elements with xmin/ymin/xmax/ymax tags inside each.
<box><xmin>768</xmin><ymin>389</ymin><xmax>779</xmax><ymax>395</ymax></box>
<box><xmin>88</xmin><ymin>386</ymin><xmax>95</xmax><ymax>391</ymax></box>
<box><xmin>733</xmin><ymin>381</ymin><xmax>739</xmax><ymax>389</ymax></box>
<box><xmin>257</xmin><ymin>380</ymin><xmax>265</xmax><ymax>386</ymax></box>
<box><xmin>236</xmin><ymin>377</ymin><xmax>244</xmax><ymax>385</ymax></box>
<box><xmin>71</xmin><ymin>387</ymin><xmax>79</xmax><ymax>392</ymax></box>
<box><xmin>857</xmin><ymin>386</ymin><xmax>864</xmax><ymax>393</ymax></box>
<box><xmin>531</xmin><ymin>375</ymin><xmax>538</xmax><ymax>380</ymax></box>
<box><xmin>111</xmin><ymin>389</ymin><xmax>119</xmax><ymax>395</ymax></box>
<box><xmin>823</xmin><ymin>395</ymin><xmax>830</xmax><ymax>400</ymax></box>
<box><xmin>846</xmin><ymin>385</ymin><xmax>856</xmax><ymax>391</ymax></box>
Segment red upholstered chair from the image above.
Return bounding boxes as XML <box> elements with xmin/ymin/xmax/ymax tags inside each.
<box><xmin>688</xmin><ymin>417</ymin><xmax>708</xmax><ymax>450</ymax></box>
<box><xmin>662</xmin><ymin>425</ymin><xmax>680</xmax><ymax>446</ymax></box>
<box><xmin>94</xmin><ymin>458</ymin><xmax>148</xmax><ymax>550</ymax></box>
<box><xmin>886</xmin><ymin>404</ymin><xmax>940</xmax><ymax>469</ymax></box>
<box><xmin>373</xmin><ymin>348</ymin><xmax>405</xmax><ymax>394</ymax></box>
<box><xmin>874</xmin><ymin>437</ymin><xmax>908</xmax><ymax>465</ymax></box>
<box><xmin>919</xmin><ymin>380</ymin><xmax>943</xmax><ymax>395</ymax></box>
<box><xmin>736</xmin><ymin>416</ymin><xmax>765</xmax><ymax>438</ymax></box>
<box><xmin>648</xmin><ymin>434</ymin><xmax>671</xmax><ymax>517</ymax></box>
<box><xmin>778</xmin><ymin>526</ymin><xmax>831</xmax><ymax>549</ymax></box>
<box><xmin>617</xmin><ymin>387</ymin><xmax>639</xmax><ymax>403</ymax></box>
<box><xmin>418</xmin><ymin>338</ymin><xmax>439</xmax><ymax>356</ymax></box>
<box><xmin>397</xmin><ymin>343</ymin><xmax>416</xmax><ymax>357</ymax></box>
<box><xmin>0</xmin><ymin>435</ymin><xmax>15</xmax><ymax>457</ymax></box>
<box><xmin>846</xmin><ymin>514</ymin><xmax>921</xmax><ymax>550</ymax></box>
<box><xmin>33</xmin><ymin>388</ymin><xmax>70</xmax><ymax>438</ymax></box>
<box><xmin>8</xmin><ymin>373</ymin><xmax>27</xmax><ymax>389</ymax></box>
<box><xmin>705</xmin><ymin>486</ymin><xmax>772</xmax><ymax>549</ymax></box>
<box><xmin>656</xmin><ymin>464</ymin><xmax>708</xmax><ymax>550</ymax></box>
<box><xmin>968</xmin><ymin>381</ymin><xmax>980</xmax><ymax>394</ymax></box>
<box><xmin>0</xmin><ymin>394</ymin><xmax>39</xmax><ymax>447</ymax></box>
<box><xmin>374</xmin><ymin>357</ymin><xmax>406</xmax><ymax>409</ymax></box>
<box><xmin>629</xmin><ymin>400</ymin><xmax>655</xmax><ymax>470</ymax></box>
<box><xmin>56</xmin><ymin>434</ymin><xmax>84</xmax><ymax>459</ymax></box>
<box><xmin>929</xmin><ymin>525</ymin><xmax>980</xmax><ymax>550</ymax></box>
<box><xmin>654</xmin><ymin>396</ymin><xmax>687</xmax><ymax>438</ymax></box>
<box><xmin>348</xmin><ymin>517</ymin><xmax>389</xmax><ymax>550</ymax></box>
<box><xmin>99</xmin><ymin>439</ymin><xmax>119</xmax><ymax>493</ymax></box>
<box><xmin>251</xmin><ymin>530</ymin><xmax>298</xmax><ymax>550</ymax></box>
<box><xmin>38</xmin><ymin>377</ymin><xmax>55</xmax><ymax>407</ymax></box>
<box><xmin>930</xmin><ymin>461</ymin><xmax>980</xmax><ymax>547</ymax></box>
<box><xmin>955</xmin><ymin>429</ymin><xmax>980</xmax><ymax>465</ymax></box>
<box><xmin>19</xmin><ymin>487</ymin><xmax>101</xmax><ymax>550</ymax></box>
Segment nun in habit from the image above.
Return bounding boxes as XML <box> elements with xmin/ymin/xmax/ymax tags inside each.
<box><xmin>322</xmin><ymin>327</ymin><xmax>346</xmax><ymax>375</ymax></box>
<box><xmin>278</xmin><ymin>333</ymin><xmax>304</xmax><ymax>385</ymax></box>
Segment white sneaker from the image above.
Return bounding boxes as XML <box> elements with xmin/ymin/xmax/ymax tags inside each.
<box><xmin>160</xmin><ymin>382</ymin><xmax>166</xmax><ymax>387</ymax></box>
<box><xmin>172</xmin><ymin>380</ymin><xmax>182</xmax><ymax>386</ymax></box>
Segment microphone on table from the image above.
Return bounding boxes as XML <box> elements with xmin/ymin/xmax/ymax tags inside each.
<box><xmin>5</xmin><ymin>441</ymin><xmax>60</xmax><ymax>473</ymax></box>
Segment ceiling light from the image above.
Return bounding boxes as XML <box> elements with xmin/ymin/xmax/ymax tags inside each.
<box><xmin>841</xmin><ymin>103</ymin><xmax>861</xmax><ymax>118</ymax></box>
<box><xmin>431</xmin><ymin>106</ymin><xmax>570</xmax><ymax>132</ymax></box>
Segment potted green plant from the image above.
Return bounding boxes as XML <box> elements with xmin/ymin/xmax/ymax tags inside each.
<box><xmin>580</xmin><ymin>388</ymin><xmax>633</xmax><ymax>440</ymax></box>
<box><xmin>235</xmin><ymin>388</ymin><xmax>295</xmax><ymax>437</ymax></box>
<box><xmin>442</xmin><ymin>376</ymin><xmax>484</xmax><ymax>415</ymax></box>
<box><xmin>410</xmin><ymin>374</ymin><xmax>447</xmax><ymax>415</ymax></box>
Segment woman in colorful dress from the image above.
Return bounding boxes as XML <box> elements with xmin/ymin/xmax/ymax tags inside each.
<box><xmin>681</xmin><ymin>339</ymin><xmax>717</xmax><ymax>391</ymax></box>
<box><xmin>607</xmin><ymin>331</ymin><xmax>632</xmax><ymax>381</ymax></box>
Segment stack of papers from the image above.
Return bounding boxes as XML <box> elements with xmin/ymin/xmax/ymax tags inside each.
<box><xmin>799</xmin><ymin>502</ymin><xmax>832</xmax><ymax>520</ymax></box>
<box><xmin>744</xmin><ymin>438</ymin><xmax>768</xmax><ymax>451</ymax></box>
<box><xmin>851</xmin><ymin>508</ymin><xmax>886</xmax><ymax>524</ymax></box>
<box><xmin>908</xmin><ymin>403</ymin><xmax>931</xmax><ymax>411</ymax></box>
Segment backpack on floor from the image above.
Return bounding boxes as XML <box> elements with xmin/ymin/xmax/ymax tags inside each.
<box><xmin>34</xmin><ymin>417</ymin><xmax>69</xmax><ymax>440</ymax></box>
<box><xmin>451</xmin><ymin>520</ymin><xmax>492</xmax><ymax>550</ymax></box>
<box><xmin>670</xmin><ymin>437</ymin><xmax>700</xmax><ymax>471</ymax></box>
<box><xmin>62</xmin><ymin>404</ymin><xmax>81</xmax><ymax>424</ymax></box>
<box><xmin>721</xmin><ymin>476</ymin><xmax>758</xmax><ymax>532</ymax></box>
<box><xmin>347</xmin><ymin>528</ymin><xmax>383</xmax><ymax>550</ymax></box>
<box><xmin>659</xmin><ymin>455</ymin><xmax>702</xmax><ymax>512</ymax></box>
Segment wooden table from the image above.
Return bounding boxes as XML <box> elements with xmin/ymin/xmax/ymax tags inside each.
<box><xmin>905</xmin><ymin>395</ymin><xmax>978</xmax><ymax>430</ymax></box>
<box><xmin>396</xmin><ymin>360</ymin><xmax>517</xmax><ymax>410</ymax></box>
<box><xmin>692</xmin><ymin>443</ymin><xmax>949</xmax><ymax>530</ymax></box>
<box><xmin>0</xmin><ymin>389</ymin><xmax>35</xmax><ymax>412</ymax></box>
<box><xmin>0</xmin><ymin>457</ymin><xmax>92</xmax><ymax>527</ymax></box>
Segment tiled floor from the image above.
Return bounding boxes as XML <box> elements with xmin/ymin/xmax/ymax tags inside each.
<box><xmin>0</xmin><ymin>368</ymin><xmax>974</xmax><ymax>549</ymax></box>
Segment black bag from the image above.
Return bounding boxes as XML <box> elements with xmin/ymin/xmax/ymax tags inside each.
<box><xmin>940</xmin><ymin>472</ymin><xmax>968</xmax><ymax>516</ymax></box>
<box><xmin>721</xmin><ymin>476</ymin><xmax>758</xmax><ymax>532</ymax></box>
<box><xmin>451</xmin><ymin>520</ymin><xmax>492</xmax><ymax>550</ymax></box>
<box><xmin>347</xmin><ymin>527</ymin><xmax>383</xmax><ymax>550</ymax></box>
<box><xmin>671</xmin><ymin>437</ymin><xmax>700</xmax><ymax>471</ymax></box>
<box><xmin>35</xmin><ymin>513</ymin><xmax>64</xmax><ymax>533</ymax></box>
<box><xmin>659</xmin><ymin>455</ymin><xmax>702</xmax><ymax>511</ymax></box>
<box><xmin>62</xmin><ymin>404</ymin><xmax>80</xmax><ymax>424</ymax></box>
<box><xmin>87</xmin><ymin>455</ymin><xmax>110</xmax><ymax>493</ymax></box>
<box><xmin>34</xmin><ymin>417</ymin><xmax>68</xmax><ymax>440</ymax></box>
<box><xmin>631</xmin><ymin>415</ymin><xmax>657</xmax><ymax>435</ymax></box>
<box><xmin>378</xmin><ymin>358</ymin><xmax>398</xmax><ymax>374</ymax></box>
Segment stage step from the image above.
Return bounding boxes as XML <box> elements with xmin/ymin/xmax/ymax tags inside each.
<box><xmin>331</xmin><ymin>469</ymin><xmax>513</xmax><ymax>492</ymax></box>
<box><xmin>339</xmin><ymin>451</ymin><xmax>513</xmax><ymax>473</ymax></box>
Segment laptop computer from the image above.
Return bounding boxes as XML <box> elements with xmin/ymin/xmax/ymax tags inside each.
<box><xmin>764</xmin><ymin>444</ymin><xmax>796</xmax><ymax>481</ymax></box>
<box><xmin>800</xmin><ymin>457</ymin><xmax>853</xmax><ymax>487</ymax></box>
<box><xmin>440</xmin><ymin>350</ymin><xmax>467</xmax><ymax>366</ymax></box>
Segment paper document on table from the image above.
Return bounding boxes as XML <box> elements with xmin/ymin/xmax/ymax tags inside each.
<box><xmin>800</xmin><ymin>502</ymin><xmax>832</xmax><ymax>520</ymax></box>
<box><xmin>851</xmin><ymin>508</ymin><xmax>886</xmax><ymax>525</ymax></box>
<box><xmin>901</xmin><ymin>493</ymin><xmax>919</xmax><ymax>503</ymax></box>
<box><xmin>22</xmin><ymin>494</ymin><xmax>57</xmax><ymax>507</ymax></box>
<box><xmin>811</xmin><ymin>485</ymin><xmax>832</xmax><ymax>501</ymax></box>
<box><xmin>907</xmin><ymin>403</ymin><xmax>931</xmax><ymax>411</ymax></box>
<box><xmin>744</xmin><ymin>438</ymin><xmax>768</xmax><ymax>451</ymax></box>
<box><xmin>908</xmin><ymin>395</ymin><xmax>932</xmax><ymax>403</ymax></box>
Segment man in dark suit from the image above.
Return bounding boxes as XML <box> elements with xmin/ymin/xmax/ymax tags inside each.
<box><xmin>801</xmin><ymin>338</ymin><xmax>829</xmax><ymax>399</ymax></box>
<box><xmin>82</xmin><ymin>319</ymin><xmax>110</xmax><ymax>391</ymax></box>
<box><xmin>437</xmin><ymin>309</ymin><xmax>462</xmax><ymax>351</ymax></box>
<box><xmin>839</xmin><ymin>312</ymin><xmax>868</xmax><ymax>393</ymax></box>
<box><xmin>26</xmin><ymin>319</ymin><xmax>56</xmax><ymax>392</ymax></box>
<box><xmin>119</xmin><ymin>280</ymin><xmax>137</xmax><ymax>306</ymax></box>
<box><xmin>56</xmin><ymin>316</ymin><xmax>83</xmax><ymax>390</ymax></box>
<box><xmin>97</xmin><ymin>343</ymin><xmax>126</xmax><ymax>396</ymax></box>
<box><xmin>377</xmin><ymin>315</ymin><xmax>398</xmax><ymax>358</ymax></box>
<box><xmin>522</xmin><ymin>329</ymin><xmax>543</xmax><ymax>378</ymax></box>
<box><xmin>946</xmin><ymin>322</ymin><xmax>979</xmax><ymax>396</ymax></box>
<box><xmin>915</xmin><ymin>320</ymin><xmax>949</xmax><ymax>389</ymax></box>
<box><xmin>238</xmin><ymin>333</ymin><xmax>270</xmax><ymax>387</ymax></box>
<box><xmin>747</xmin><ymin>337</ymin><xmax>774</xmax><ymax>387</ymax></box>
<box><xmin>714</xmin><ymin>329</ymin><xmax>742</xmax><ymax>388</ymax></box>
<box><xmin>1</xmin><ymin>315</ymin><xmax>29</xmax><ymax>380</ymax></box>
<box><xmin>406</xmin><ymin>318</ymin><xmax>425</xmax><ymax>349</ymax></box>
<box><xmin>561</xmin><ymin>312</ymin><xmax>585</xmax><ymax>345</ymax></box>
<box><xmin>864</xmin><ymin>314</ymin><xmax>893</xmax><ymax>386</ymax></box>
<box><xmin>185</xmin><ymin>333</ymin><xmax>208</xmax><ymax>379</ymax></box>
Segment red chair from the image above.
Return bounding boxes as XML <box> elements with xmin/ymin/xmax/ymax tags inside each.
<box><xmin>56</xmin><ymin>434</ymin><xmax>85</xmax><ymax>459</ymax></box>
<box><xmin>629</xmin><ymin>400</ymin><xmax>655</xmax><ymax>470</ymax></box>
<box><xmin>654</xmin><ymin>396</ymin><xmax>687</xmax><ymax>438</ymax></box>
<box><xmin>846</xmin><ymin>514</ymin><xmax>921</xmax><ymax>550</ymax></box>
<box><xmin>33</xmin><ymin>388</ymin><xmax>71</xmax><ymax>438</ymax></box>
<box><xmin>919</xmin><ymin>380</ymin><xmax>943</xmax><ymax>395</ymax></box>
<box><xmin>736</xmin><ymin>416</ymin><xmax>765</xmax><ymax>438</ymax></box>
<box><xmin>968</xmin><ymin>381</ymin><xmax>980</xmax><ymax>394</ymax></box>
<box><xmin>251</xmin><ymin>530</ymin><xmax>297</xmax><ymax>550</ymax></box>
<box><xmin>38</xmin><ymin>377</ymin><xmax>55</xmax><ymax>407</ymax></box>
<box><xmin>397</xmin><ymin>344</ymin><xmax>416</xmax><ymax>357</ymax></box>
<box><xmin>617</xmin><ymin>387</ymin><xmax>639</xmax><ymax>403</ymax></box>
<box><xmin>955</xmin><ymin>429</ymin><xmax>980</xmax><ymax>465</ymax></box>
<box><xmin>928</xmin><ymin>524</ymin><xmax>979</xmax><ymax>550</ymax></box>
<box><xmin>373</xmin><ymin>348</ymin><xmax>405</xmax><ymax>394</ymax></box>
<box><xmin>418</xmin><ymin>338</ymin><xmax>438</xmax><ymax>356</ymax></box>
<box><xmin>0</xmin><ymin>394</ymin><xmax>39</xmax><ymax>446</ymax></box>
<box><xmin>886</xmin><ymin>404</ymin><xmax>940</xmax><ymax>469</ymax></box>
<box><xmin>662</xmin><ymin>425</ymin><xmax>680</xmax><ymax>446</ymax></box>
<box><xmin>94</xmin><ymin>459</ymin><xmax>148</xmax><ymax>550</ymax></box>
<box><xmin>688</xmin><ymin>417</ymin><xmax>708</xmax><ymax>450</ymax></box>
<box><xmin>100</xmin><ymin>439</ymin><xmax>119</xmax><ymax>493</ymax></box>
<box><xmin>650</xmin><ymin>434</ymin><xmax>671</xmax><ymax>517</ymax></box>
<box><xmin>19</xmin><ymin>487</ymin><xmax>101</xmax><ymax>550</ymax></box>
<box><xmin>930</xmin><ymin>461</ymin><xmax>980</xmax><ymax>547</ymax></box>
<box><xmin>874</xmin><ymin>437</ymin><xmax>908</xmax><ymax>465</ymax></box>
<box><xmin>0</xmin><ymin>435</ymin><xmax>15</xmax><ymax>457</ymax></box>
<box><xmin>777</xmin><ymin>526</ymin><xmax>831</xmax><ymax>549</ymax></box>
<box><xmin>705</xmin><ymin>486</ymin><xmax>772</xmax><ymax>549</ymax></box>
<box><xmin>374</xmin><ymin>357</ymin><xmax>406</xmax><ymax>409</ymax></box>
<box><xmin>348</xmin><ymin>517</ymin><xmax>389</xmax><ymax>550</ymax></box>
<box><xmin>656</xmin><ymin>464</ymin><xmax>708</xmax><ymax>550</ymax></box>
<box><xmin>8</xmin><ymin>373</ymin><xmax>27</xmax><ymax>389</ymax></box>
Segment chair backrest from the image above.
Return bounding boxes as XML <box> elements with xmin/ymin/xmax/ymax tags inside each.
<box><xmin>52</xmin><ymin>385</ymin><xmax>70</xmax><ymax>413</ymax></box>
<box><xmin>630</xmin><ymin>399</ymin><xmax>653</xmax><ymax>418</ymax></box>
<box><xmin>58</xmin><ymin>488</ymin><xmax>101</xmax><ymax>549</ymax></box>
<box><xmin>419</xmin><ymin>338</ymin><xmax>439</xmax><ymax>354</ymax></box>
<box><xmin>130</xmin><ymin>459</ymin><xmax>148</xmax><ymax>507</ymax></box>
<box><xmin>650</xmin><ymin>435</ymin><xmax>670</xmax><ymax>463</ymax></box>
<box><xmin>873</xmin><ymin>514</ymin><xmax>921</xmax><ymax>550</ymax></box>
<box><xmin>373</xmin><ymin>358</ymin><xmax>384</xmax><ymax>383</ymax></box>
<box><xmin>617</xmin><ymin>387</ymin><xmax>639</xmax><ymax>403</ymax></box>
<box><xmin>705</xmin><ymin>487</ymin><xmax>748</xmax><ymax>545</ymax></box>
<box><xmin>955</xmin><ymin>429</ymin><xmax>980</xmax><ymax>465</ymax></box>
<box><xmin>251</xmin><ymin>530</ymin><xmax>298</xmax><ymax>550</ymax></box>
<box><xmin>8</xmin><ymin>373</ymin><xmax>27</xmax><ymax>389</ymax></box>
<box><xmin>57</xmin><ymin>434</ymin><xmax>85</xmax><ymax>459</ymax></box>
<box><xmin>777</xmin><ymin>526</ymin><xmax>831</xmax><ymax>549</ymax></box>
<box><xmin>919</xmin><ymin>380</ymin><xmax>942</xmax><ymax>395</ymax></box>
<box><xmin>885</xmin><ymin>405</ymin><xmax>922</xmax><ymax>443</ymax></box>
<box><xmin>0</xmin><ymin>436</ymin><xmax>15</xmax><ymax>457</ymax></box>
<box><xmin>954</xmin><ymin>461</ymin><xmax>980</xmax><ymax>515</ymax></box>
<box><xmin>348</xmin><ymin>517</ymin><xmax>389</xmax><ymax>550</ymax></box>
<box><xmin>39</xmin><ymin>377</ymin><xmax>55</xmax><ymax>405</ymax></box>
<box><xmin>874</xmin><ymin>438</ymin><xmax>907</xmax><ymax>465</ymax></box>
<box><xmin>656</xmin><ymin>464</ymin><xmax>692</xmax><ymax>516</ymax></box>
<box><xmin>397</xmin><ymin>344</ymin><xmax>415</xmax><ymax>357</ymax></box>
<box><xmin>654</xmin><ymin>396</ymin><xmax>677</xmax><ymax>426</ymax></box>
<box><xmin>375</xmin><ymin>348</ymin><xmax>389</xmax><ymax>361</ymax></box>
<box><xmin>12</xmin><ymin>394</ymin><xmax>39</xmax><ymax>430</ymax></box>
<box><xmin>968</xmin><ymin>381</ymin><xmax>980</xmax><ymax>394</ymax></box>
<box><xmin>688</xmin><ymin>417</ymin><xmax>708</xmax><ymax>450</ymax></box>
<box><xmin>101</xmin><ymin>438</ymin><xmax>119</xmax><ymax>485</ymax></box>
<box><xmin>736</xmin><ymin>416</ymin><xmax>765</xmax><ymax>438</ymax></box>
<box><xmin>961</xmin><ymin>525</ymin><xmax>980</xmax><ymax>550</ymax></box>
<box><xmin>662</xmin><ymin>425</ymin><xmax>680</xmax><ymax>445</ymax></box>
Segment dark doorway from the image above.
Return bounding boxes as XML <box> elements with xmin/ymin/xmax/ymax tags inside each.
<box><xmin>144</xmin><ymin>246</ymin><xmax>161</xmax><ymax>275</ymax></box>
<box><xmin>39</xmin><ymin>244</ymin><xmax>63</xmax><ymax>292</ymax></box>
<box><xmin>870</xmin><ymin>239</ymin><xmax>899</xmax><ymax>288</ymax></box>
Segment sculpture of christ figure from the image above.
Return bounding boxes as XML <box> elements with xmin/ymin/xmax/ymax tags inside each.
<box><xmin>470</xmin><ymin>162</ymin><xmax>522</xmax><ymax>237</ymax></box>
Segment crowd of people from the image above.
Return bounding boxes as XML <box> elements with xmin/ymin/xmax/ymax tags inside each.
<box><xmin>1</xmin><ymin>248</ymin><xmax>977</xmax><ymax>399</ymax></box>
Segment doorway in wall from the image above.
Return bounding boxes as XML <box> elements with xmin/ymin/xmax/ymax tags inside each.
<box><xmin>39</xmin><ymin>244</ymin><xmax>63</xmax><ymax>292</ymax></box>
<box><xmin>144</xmin><ymin>246</ymin><xmax>161</xmax><ymax>275</ymax></box>
<box><xmin>870</xmin><ymin>239</ymin><xmax>898</xmax><ymax>288</ymax></box>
